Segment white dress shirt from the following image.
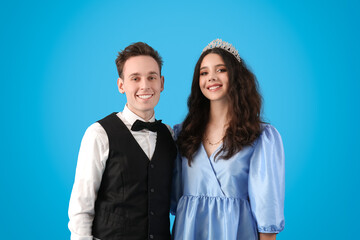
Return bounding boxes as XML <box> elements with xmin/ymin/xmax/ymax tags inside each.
<box><xmin>68</xmin><ymin>105</ymin><xmax>173</xmax><ymax>240</ymax></box>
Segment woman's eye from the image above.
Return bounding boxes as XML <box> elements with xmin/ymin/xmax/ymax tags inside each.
<box><xmin>200</xmin><ymin>72</ymin><xmax>208</xmax><ymax>76</ymax></box>
<box><xmin>217</xmin><ymin>68</ymin><xmax>227</xmax><ymax>72</ymax></box>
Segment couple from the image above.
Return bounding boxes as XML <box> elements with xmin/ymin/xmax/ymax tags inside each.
<box><xmin>68</xmin><ymin>40</ymin><xmax>285</xmax><ymax>240</ymax></box>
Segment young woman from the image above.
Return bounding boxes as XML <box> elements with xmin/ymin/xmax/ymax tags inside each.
<box><xmin>171</xmin><ymin>39</ymin><xmax>285</xmax><ymax>240</ymax></box>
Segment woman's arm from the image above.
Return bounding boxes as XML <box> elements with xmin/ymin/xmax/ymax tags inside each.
<box><xmin>248</xmin><ymin>125</ymin><xmax>285</xmax><ymax>238</ymax></box>
<box><xmin>259</xmin><ymin>233</ymin><xmax>276</xmax><ymax>240</ymax></box>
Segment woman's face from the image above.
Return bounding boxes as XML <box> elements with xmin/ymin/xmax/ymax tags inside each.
<box><xmin>199</xmin><ymin>53</ymin><xmax>229</xmax><ymax>103</ymax></box>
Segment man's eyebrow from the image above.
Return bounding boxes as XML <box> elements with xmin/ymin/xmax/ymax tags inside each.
<box><xmin>129</xmin><ymin>73</ymin><xmax>141</xmax><ymax>77</ymax></box>
<box><xmin>148</xmin><ymin>71</ymin><xmax>159</xmax><ymax>75</ymax></box>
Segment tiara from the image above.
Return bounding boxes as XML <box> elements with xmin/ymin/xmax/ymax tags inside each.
<box><xmin>202</xmin><ymin>39</ymin><xmax>241</xmax><ymax>62</ymax></box>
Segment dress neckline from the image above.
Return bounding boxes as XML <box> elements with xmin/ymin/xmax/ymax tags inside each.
<box><xmin>201</xmin><ymin>142</ymin><xmax>223</xmax><ymax>160</ymax></box>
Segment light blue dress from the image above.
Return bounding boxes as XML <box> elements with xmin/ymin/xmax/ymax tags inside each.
<box><xmin>171</xmin><ymin>124</ymin><xmax>285</xmax><ymax>240</ymax></box>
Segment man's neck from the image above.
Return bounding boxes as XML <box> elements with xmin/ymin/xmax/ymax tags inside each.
<box><xmin>126</xmin><ymin>104</ymin><xmax>155</xmax><ymax>122</ymax></box>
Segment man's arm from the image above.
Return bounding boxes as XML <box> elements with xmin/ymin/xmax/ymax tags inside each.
<box><xmin>68</xmin><ymin>123</ymin><xmax>108</xmax><ymax>240</ymax></box>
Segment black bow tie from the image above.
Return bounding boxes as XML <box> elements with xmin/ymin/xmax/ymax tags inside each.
<box><xmin>131</xmin><ymin>119</ymin><xmax>162</xmax><ymax>132</ymax></box>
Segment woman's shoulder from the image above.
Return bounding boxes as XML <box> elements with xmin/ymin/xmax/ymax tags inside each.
<box><xmin>173</xmin><ymin>123</ymin><xmax>183</xmax><ymax>139</ymax></box>
<box><xmin>256</xmin><ymin>123</ymin><xmax>283</xmax><ymax>146</ymax></box>
<box><xmin>260</xmin><ymin>123</ymin><xmax>281</xmax><ymax>135</ymax></box>
<box><xmin>250</xmin><ymin>123</ymin><xmax>285</xmax><ymax>168</ymax></box>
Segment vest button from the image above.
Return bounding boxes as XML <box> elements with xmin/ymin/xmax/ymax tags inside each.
<box><xmin>149</xmin><ymin>234</ymin><xmax>154</xmax><ymax>239</ymax></box>
<box><xmin>150</xmin><ymin>211</ymin><xmax>154</xmax><ymax>215</ymax></box>
<box><xmin>150</xmin><ymin>164</ymin><xmax>155</xmax><ymax>168</ymax></box>
<box><xmin>150</xmin><ymin>188</ymin><xmax>155</xmax><ymax>193</ymax></box>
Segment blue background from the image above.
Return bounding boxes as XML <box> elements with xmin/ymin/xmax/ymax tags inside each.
<box><xmin>1</xmin><ymin>0</ymin><xmax>359</xmax><ymax>239</ymax></box>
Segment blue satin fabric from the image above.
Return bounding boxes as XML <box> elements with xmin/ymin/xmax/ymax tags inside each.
<box><xmin>171</xmin><ymin>124</ymin><xmax>285</xmax><ymax>240</ymax></box>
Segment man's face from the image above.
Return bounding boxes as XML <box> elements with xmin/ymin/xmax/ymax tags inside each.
<box><xmin>118</xmin><ymin>55</ymin><xmax>164</xmax><ymax>120</ymax></box>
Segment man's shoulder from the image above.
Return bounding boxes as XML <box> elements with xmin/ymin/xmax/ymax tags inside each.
<box><xmin>84</xmin><ymin>122</ymin><xmax>107</xmax><ymax>138</ymax></box>
<box><xmin>79</xmin><ymin>121</ymin><xmax>108</xmax><ymax>150</ymax></box>
<box><xmin>162</xmin><ymin>123</ymin><xmax>174</xmax><ymax>139</ymax></box>
<box><xmin>97</xmin><ymin>112</ymin><xmax>120</xmax><ymax>123</ymax></box>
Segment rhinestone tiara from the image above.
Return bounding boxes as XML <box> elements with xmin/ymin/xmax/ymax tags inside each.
<box><xmin>202</xmin><ymin>39</ymin><xmax>241</xmax><ymax>62</ymax></box>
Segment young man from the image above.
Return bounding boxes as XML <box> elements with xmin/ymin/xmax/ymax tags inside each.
<box><xmin>68</xmin><ymin>42</ymin><xmax>177</xmax><ymax>240</ymax></box>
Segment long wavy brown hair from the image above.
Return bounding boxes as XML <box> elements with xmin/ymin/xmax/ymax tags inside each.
<box><xmin>177</xmin><ymin>48</ymin><xmax>263</xmax><ymax>166</ymax></box>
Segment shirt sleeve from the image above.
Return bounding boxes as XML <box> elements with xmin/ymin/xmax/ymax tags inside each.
<box><xmin>170</xmin><ymin>124</ymin><xmax>183</xmax><ymax>215</ymax></box>
<box><xmin>68</xmin><ymin>123</ymin><xmax>109</xmax><ymax>240</ymax></box>
<box><xmin>248</xmin><ymin>124</ymin><xmax>285</xmax><ymax>233</ymax></box>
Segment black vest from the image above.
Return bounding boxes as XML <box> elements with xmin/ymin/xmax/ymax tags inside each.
<box><xmin>92</xmin><ymin>113</ymin><xmax>177</xmax><ymax>240</ymax></box>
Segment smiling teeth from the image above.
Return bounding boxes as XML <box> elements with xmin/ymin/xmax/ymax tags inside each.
<box><xmin>209</xmin><ymin>86</ymin><xmax>220</xmax><ymax>90</ymax></box>
<box><xmin>138</xmin><ymin>94</ymin><xmax>152</xmax><ymax>99</ymax></box>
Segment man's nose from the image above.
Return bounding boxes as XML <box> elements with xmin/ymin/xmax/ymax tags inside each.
<box><xmin>140</xmin><ymin>79</ymin><xmax>150</xmax><ymax>89</ymax></box>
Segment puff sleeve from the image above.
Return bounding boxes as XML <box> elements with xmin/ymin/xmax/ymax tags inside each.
<box><xmin>170</xmin><ymin>124</ymin><xmax>183</xmax><ymax>215</ymax></box>
<box><xmin>248</xmin><ymin>124</ymin><xmax>285</xmax><ymax>233</ymax></box>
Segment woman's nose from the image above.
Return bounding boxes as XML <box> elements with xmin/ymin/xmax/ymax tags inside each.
<box><xmin>208</xmin><ymin>72</ymin><xmax>217</xmax><ymax>82</ymax></box>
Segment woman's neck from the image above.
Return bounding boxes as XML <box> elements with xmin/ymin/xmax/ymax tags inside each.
<box><xmin>208</xmin><ymin>100</ymin><xmax>229</xmax><ymax>128</ymax></box>
<box><xmin>202</xmin><ymin>100</ymin><xmax>229</xmax><ymax>157</ymax></box>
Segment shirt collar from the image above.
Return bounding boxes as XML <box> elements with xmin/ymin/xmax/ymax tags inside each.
<box><xmin>122</xmin><ymin>105</ymin><xmax>155</xmax><ymax>126</ymax></box>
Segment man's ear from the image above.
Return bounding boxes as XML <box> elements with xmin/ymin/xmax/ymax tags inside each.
<box><xmin>160</xmin><ymin>76</ymin><xmax>164</xmax><ymax>92</ymax></box>
<box><xmin>117</xmin><ymin>78</ymin><xmax>125</xmax><ymax>94</ymax></box>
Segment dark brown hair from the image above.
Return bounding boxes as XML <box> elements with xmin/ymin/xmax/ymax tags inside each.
<box><xmin>115</xmin><ymin>42</ymin><xmax>163</xmax><ymax>78</ymax></box>
<box><xmin>177</xmin><ymin>48</ymin><xmax>263</xmax><ymax>166</ymax></box>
